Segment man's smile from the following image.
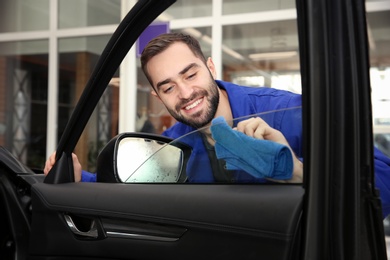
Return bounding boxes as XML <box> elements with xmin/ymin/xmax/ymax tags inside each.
<box><xmin>183</xmin><ymin>97</ymin><xmax>204</xmax><ymax>111</ymax></box>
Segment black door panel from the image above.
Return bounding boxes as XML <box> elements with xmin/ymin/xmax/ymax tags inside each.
<box><xmin>28</xmin><ymin>183</ymin><xmax>303</xmax><ymax>259</ymax></box>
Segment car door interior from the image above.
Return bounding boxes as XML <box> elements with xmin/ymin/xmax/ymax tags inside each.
<box><xmin>25</xmin><ymin>0</ymin><xmax>305</xmax><ymax>259</ymax></box>
<box><xmin>0</xmin><ymin>147</ymin><xmax>38</xmax><ymax>260</ymax></box>
<box><xmin>1</xmin><ymin>0</ymin><xmax>387</xmax><ymax>258</ymax></box>
<box><xmin>28</xmin><ymin>182</ymin><xmax>303</xmax><ymax>259</ymax></box>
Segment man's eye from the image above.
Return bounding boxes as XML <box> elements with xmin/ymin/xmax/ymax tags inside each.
<box><xmin>187</xmin><ymin>73</ymin><xmax>196</xmax><ymax>79</ymax></box>
<box><xmin>163</xmin><ymin>86</ymin><xmax>174</xmax><ymax>93</ymax></box>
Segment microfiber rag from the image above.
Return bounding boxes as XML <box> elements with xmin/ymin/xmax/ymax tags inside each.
<box><xmin>210</xmin><ymin>116</ymin><xmax>293</xmax><ymax>180</ymax></box>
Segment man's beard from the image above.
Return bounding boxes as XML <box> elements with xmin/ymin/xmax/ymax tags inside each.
<box><xmin>167</xmin><ymin>80</ymin><xmax>220</xmax><ymax>129</ymax></box>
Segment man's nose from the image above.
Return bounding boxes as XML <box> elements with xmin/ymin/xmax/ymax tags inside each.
<box><xmin>177</xmin><ymin>83</ymin><xmax>194</xmax><ymax>99</ymax></box>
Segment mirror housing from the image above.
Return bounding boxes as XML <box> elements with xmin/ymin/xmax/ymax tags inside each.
<box><xmin>96</xmin><ymin>133</ymin><xmax>191</xmax><ymax>183</ymax></box>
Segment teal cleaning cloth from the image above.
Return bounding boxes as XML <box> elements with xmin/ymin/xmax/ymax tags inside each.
<box><xmin>210</xmin><ymin>117</ymin><xmax>293</xmax><ymax>180</ymax></box>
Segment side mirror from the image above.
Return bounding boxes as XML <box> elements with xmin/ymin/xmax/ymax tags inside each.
<box><xmin>96</xmin><ymin>133</ymin><xmax>191</xmax><ymax>183</ymax></box>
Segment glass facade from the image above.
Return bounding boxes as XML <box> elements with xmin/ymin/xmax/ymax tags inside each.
<box><xmin>222</xmin><ymin>20</ymin><xmax>300</xmax><ymax>92</ymax></box>
<box><xmin>223</xmin><ymin>0</ymin><xmax>295</xmax><ymax>15</ymax></box>
<box><xmin>0</xmin><ymin>0</ymin><xmax>388</xmax><ymax>173</ymax></box>
<box><xmin>0</xmin><ymin>0</ymin><xmax>49</xmax><ymax>32</ymax></box>
<box><xmin>58</xmin><ymin>35</ymin><xmax>117</xmax><ymax>171</ymax></box>
<box><xmin>0</xmin><ymin>40</ymin><xmax>48</xmax><ymax>169</ymax></box>
<box><xmin>58</xmin><ymin>0</ymin><xmax>121</xmax><ymax>29</ymax></box>
<box><xmin>367</xmin><ymin>9</ymin><xmax>390</xmax><ymax>133</ymax></box>
<box><xmin>164</xmin><ymin>0</ymin><xmax>212</xmax><ymax>19</ymax></box>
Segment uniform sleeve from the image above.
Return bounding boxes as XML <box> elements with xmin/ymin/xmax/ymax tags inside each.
<box><xmin>81</xmin><ymin>170</ymin><xmax>97</xmax><ymax>182</ymax></box>
<box><xmin>373</xmin><ymin>147</ymin><xmax>390</xmax><ymax>218</ymax></box>
<box><xmin>279</xmin><ymin>95</ymin><xmax>303</xmax><ymax>158</ymax></box>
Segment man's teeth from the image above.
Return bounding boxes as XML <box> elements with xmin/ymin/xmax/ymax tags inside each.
<box><xmin>185</xmin><ymin>99</ymin><xmax>202</xmax><ymax>110</ymax></box>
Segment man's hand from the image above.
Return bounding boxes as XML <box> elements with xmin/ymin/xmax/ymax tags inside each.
<box><xmin>43</xmin><ymin>152</ymin><xmax>83</xmax><ymax>182</ymax></box>
<box><xmin>235</xmin><ymin>117</ymin><xmax>303</xmax><ymax>183</ymax></box>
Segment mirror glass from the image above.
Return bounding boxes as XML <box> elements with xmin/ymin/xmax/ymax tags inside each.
<box><xmin>116</xmin><ymin>137</ymin><xmax>184</xmax><ymax>183</ymax></box>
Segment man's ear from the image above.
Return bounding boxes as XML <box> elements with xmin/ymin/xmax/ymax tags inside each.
<box><xmin>207</xmin><ymin>57</ymin><xmax>217</xmax><ymax>79</ymax></box>
<box><xmin>151</xmin><ymin>90</ymin><xmax>161</xmax><ymax>101</ymax></box>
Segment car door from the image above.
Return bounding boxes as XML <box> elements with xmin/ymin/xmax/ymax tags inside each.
<box><xmin>297</xmin><ymin>0</ymin><xmax>387</xmax><ymax>259</ymax></box>
<box><xmin>21</xmin><ymin>0</ymin><xmax>386</xmax><ymax>259</ymax></box>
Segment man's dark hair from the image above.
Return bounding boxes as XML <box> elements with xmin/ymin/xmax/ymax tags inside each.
<box><xmin>140</xmin><ymin>32</ymin><xmax>207</xmax><ymax>88</ymax></box>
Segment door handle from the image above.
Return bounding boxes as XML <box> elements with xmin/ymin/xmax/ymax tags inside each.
<box><xmin>64</xmin><ymin>214</ymin><xmax>98</xmax><ymax>238</ymax></box>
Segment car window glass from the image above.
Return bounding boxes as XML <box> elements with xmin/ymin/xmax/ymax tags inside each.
<box><xmin>123</xmin><ymin>107</ymin><xmax>302</xmax><ymax>184</ymax></box>
<box><xmin>367</xmin><ymin>10</ymin><xmax>390</xmax><ymax>159</ymax></box>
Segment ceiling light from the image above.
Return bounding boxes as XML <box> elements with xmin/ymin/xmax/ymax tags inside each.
<box><xmin>182</xmin><ymin>28</ymin><xmax>202</xmax><ymax>38</ymax></box>
<box><xmin>222</xmin><ymin>46</ymin><xmax>244</xmax><ymax>60</ymax></box>
<box><xmin>249</xmin><ymin>51</ymin><xmax>298</xmax><ymax>60</ymax></box>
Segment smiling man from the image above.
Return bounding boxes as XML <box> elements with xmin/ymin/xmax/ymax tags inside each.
<box><xmin>144</xmin><ymin>42</ymin><xmax>226</xmax><ymax>129</ymax></box>
<box><xmin>141</xmin><ymin>33</ymin><xmax>305</xmax><ymax>183</ymax></box>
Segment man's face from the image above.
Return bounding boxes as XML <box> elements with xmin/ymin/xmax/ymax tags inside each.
<box><xmin>146</xmin><ymin>42</ymin><xmax>219</xmax><ymax>129</ymax></box>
